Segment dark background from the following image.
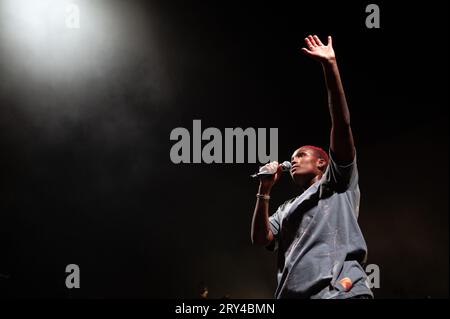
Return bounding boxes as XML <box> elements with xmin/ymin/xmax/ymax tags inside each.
<box><xmin>0</xmin><ymin>0</ymin><xmax>448</xmax><ymax>298</ymax></box>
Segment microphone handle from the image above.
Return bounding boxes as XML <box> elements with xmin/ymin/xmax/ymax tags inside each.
<box><xmin>250</xmin><ymin>172</ymin><xmax>276</xmax><ymax>178</ymax></box>
<box><xmin>251</xmin><ymin>161</ymin><xmax>291</xmax><ymax>178</ymax></box>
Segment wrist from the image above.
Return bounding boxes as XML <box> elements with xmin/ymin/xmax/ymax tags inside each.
<box><xmin>256</xmin><ymin>193</ymin><xmax>270</xmax><ymax>200</ymax></box>
<box><xmin>258</xmin><ymin>184</ymin><xmax>272</xmax><ymax>195</ymax></box>
<box><xmin>321</xmin><ymin>57</ymin><xmax>337</xmax><ymax>67</ymax></box>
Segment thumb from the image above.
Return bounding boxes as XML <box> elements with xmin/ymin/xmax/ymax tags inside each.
<box><xmin>301</xmin><ymin>47</ymin><xmax>312</xmax><ymax>55</ymax></box>
<box><xmin>327</xmin><ymin>36</ymin><xmax>333</xmax><ymax>46</ymax></box>
<box><xmin>273</xmin><ymin>164</ymin><xmax>283</xmax><ymax>182</ymax></box>
<box><xmin>276</xmin><ymin>164</ymin><xmax>283</xmax><ymax>174</ymax></box>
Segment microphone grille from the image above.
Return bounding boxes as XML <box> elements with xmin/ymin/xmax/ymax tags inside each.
<box><xmin>281</xmin><ymin>161</ymin><xmax>292</xmax><ymax>171</ymax></box>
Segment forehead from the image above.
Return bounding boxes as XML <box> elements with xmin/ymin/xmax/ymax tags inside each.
<box><xmin>291</xmin><ymin>147</ymin><xmax>314</xmax><ymax>158</ymax></box>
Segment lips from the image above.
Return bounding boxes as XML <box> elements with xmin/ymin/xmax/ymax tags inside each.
<box><xmin>291</xmin><ymin>165</ymin><xmax>299</xmax><ymax>172</ymax></box>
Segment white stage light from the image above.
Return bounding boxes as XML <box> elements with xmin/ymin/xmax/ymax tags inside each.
<box><xmin>0</xmin><ymin>0</ymin><xmax>125</xmax><ymax>81</ymax></box>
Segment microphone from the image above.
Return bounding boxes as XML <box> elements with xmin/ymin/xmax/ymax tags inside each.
<box><xmin>251</xmin><ymin>161</ymin><xmax>292</xmax><ymax>178</ymax></box>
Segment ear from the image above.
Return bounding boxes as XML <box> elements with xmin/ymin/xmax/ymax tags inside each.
<box><xmin>317</xmin><ymin>158</ymin><xmax>326</xmax><ymax>169</ymax></box>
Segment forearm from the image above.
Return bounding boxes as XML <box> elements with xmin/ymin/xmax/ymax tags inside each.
<box><xmin>250</xmin><ymin>184</ymin><xmax>274</xmax><ymax>245</ymax></box>
<box><xmin>322</xmin><ymin>58</ymin><xmax>355</xmax><ymax>162</ymax></box>
<box><xmin>322</xmin><ymin>59</ymin><xmax>351</xmax><ymax>127</ymax></box>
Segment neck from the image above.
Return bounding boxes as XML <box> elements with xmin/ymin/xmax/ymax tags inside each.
<box><xmin>298</xmin><ymin>173</ymin><xmax>322</xmax><ymax>192</ymax></box>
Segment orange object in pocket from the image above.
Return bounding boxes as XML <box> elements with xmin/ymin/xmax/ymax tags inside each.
<box><xmin>339</xmin><ymin>277</ymin><xmax>353</xmax><ymax>291</ymax></box>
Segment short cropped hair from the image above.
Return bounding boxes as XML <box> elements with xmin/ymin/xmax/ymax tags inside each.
<box><xmin>301</xmin><ymin>145</ymin><xmax>329</xmax><ymax>164</ymax></box>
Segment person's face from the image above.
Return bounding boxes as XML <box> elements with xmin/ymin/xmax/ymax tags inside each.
<box><xmin>290</xmin><ymin>147</ymin><xmax>326</xmax><ymax>183</ymax></box>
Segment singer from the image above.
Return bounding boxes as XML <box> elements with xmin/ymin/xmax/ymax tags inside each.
<box><xmin>250</xmin><ymin>35</ymin><xmax>373</xmax><ymax>299</ymax></box>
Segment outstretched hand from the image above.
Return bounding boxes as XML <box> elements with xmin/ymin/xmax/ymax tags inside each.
<box><xmin>301</xmin><ymin>35</ymin><xmax>335</xmax><ymax>64</ymax></box>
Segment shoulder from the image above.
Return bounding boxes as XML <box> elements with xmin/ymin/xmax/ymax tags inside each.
<box><xmin>328</xmin><ymin>148</ymin><xmax>357</xmax><ymax>167</ymax></box>
<box><xmin>324</xmin><ymin>148</ymin><xmax>359</xmax><ymax>192</ymax></box>
<box><xmin>277</xmin><ymin>196</ymin><xmax>297</xmax><ymax>213</ymax></box>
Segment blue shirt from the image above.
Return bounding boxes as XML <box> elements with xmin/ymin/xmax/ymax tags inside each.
<box><xmin>268</xmin><ymin>150</ymin><xmax>373</xmax><ymax>299</ymax></box>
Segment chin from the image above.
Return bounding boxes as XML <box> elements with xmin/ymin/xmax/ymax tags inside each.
<box><xmin>291</xmin><ymin>173</ymin><xmax>302</xmax><ymax>184</ymax></box>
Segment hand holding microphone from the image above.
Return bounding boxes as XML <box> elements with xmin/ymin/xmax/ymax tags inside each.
<box><xmin>252</xmin><ymin>161</ymin><xmax>292</xmax><ymax>193</ymax></box>
<box><xmin>251</xmin><ymin>161</ymin><xmax>292</xmax><ymax>178</ymax></box>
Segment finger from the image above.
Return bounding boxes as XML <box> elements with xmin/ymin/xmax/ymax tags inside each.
<box><xmin>267</xmin><ymin>162</ymin><xmax>277</xmax><ymax>172</ymax></box>
<box><xmin>301</xmin><ymin>47</ymin><xmax>312</xmax><ymax>55</ymax></box>
<box><xmin>313</xmin><ymin>35</ymin><xmax>324</xmax><ymax>46</ymax></box>
<box><xmin>275</xmin><ymin>166</ymin><xmax>283</xmax><ymax>181</ymax></box>
<box><xmin>305</xmin><ymin>38</ymin><xmax>314</xmax><ymax>50</ymax></box>
<box><xmin>308</xmin><ymin>35</ymin><xmax>318</xmax><ymax>47</ymax></box>
<box><xmin>327</xmin><ymin>36</ymin><xmax>333</xmax><ymax>47</ymax></box>
<box><xmin>276</xmin><ymin>165</ymin><xmax>283</xmax><ymax>173</ymax></box>
<box><xmin>266</xmin><ymin>161</ymin><xmax>277</xmax><ymax>168</ymax></box>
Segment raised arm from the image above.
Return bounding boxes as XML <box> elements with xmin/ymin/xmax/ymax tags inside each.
<box><xmin>301</xmin><ymin>35</ymin><xmax>355</xmax><ymax>164</ymax></box>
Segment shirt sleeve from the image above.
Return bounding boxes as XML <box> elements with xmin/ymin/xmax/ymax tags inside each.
<box><xmin>266</xmin><ymin>207</ymin><xmax>281</xmax><ymax>251</ymax></box>
<box><xmin>325</xmin><ymin>149</ymin><xmax>359</xmax><ymax>192</ymax></box>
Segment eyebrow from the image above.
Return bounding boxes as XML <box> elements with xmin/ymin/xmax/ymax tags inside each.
<box><xmin>291</xmin><ymin>150</ymin><xmax>308</xmax><ymax>160</ymax></box>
